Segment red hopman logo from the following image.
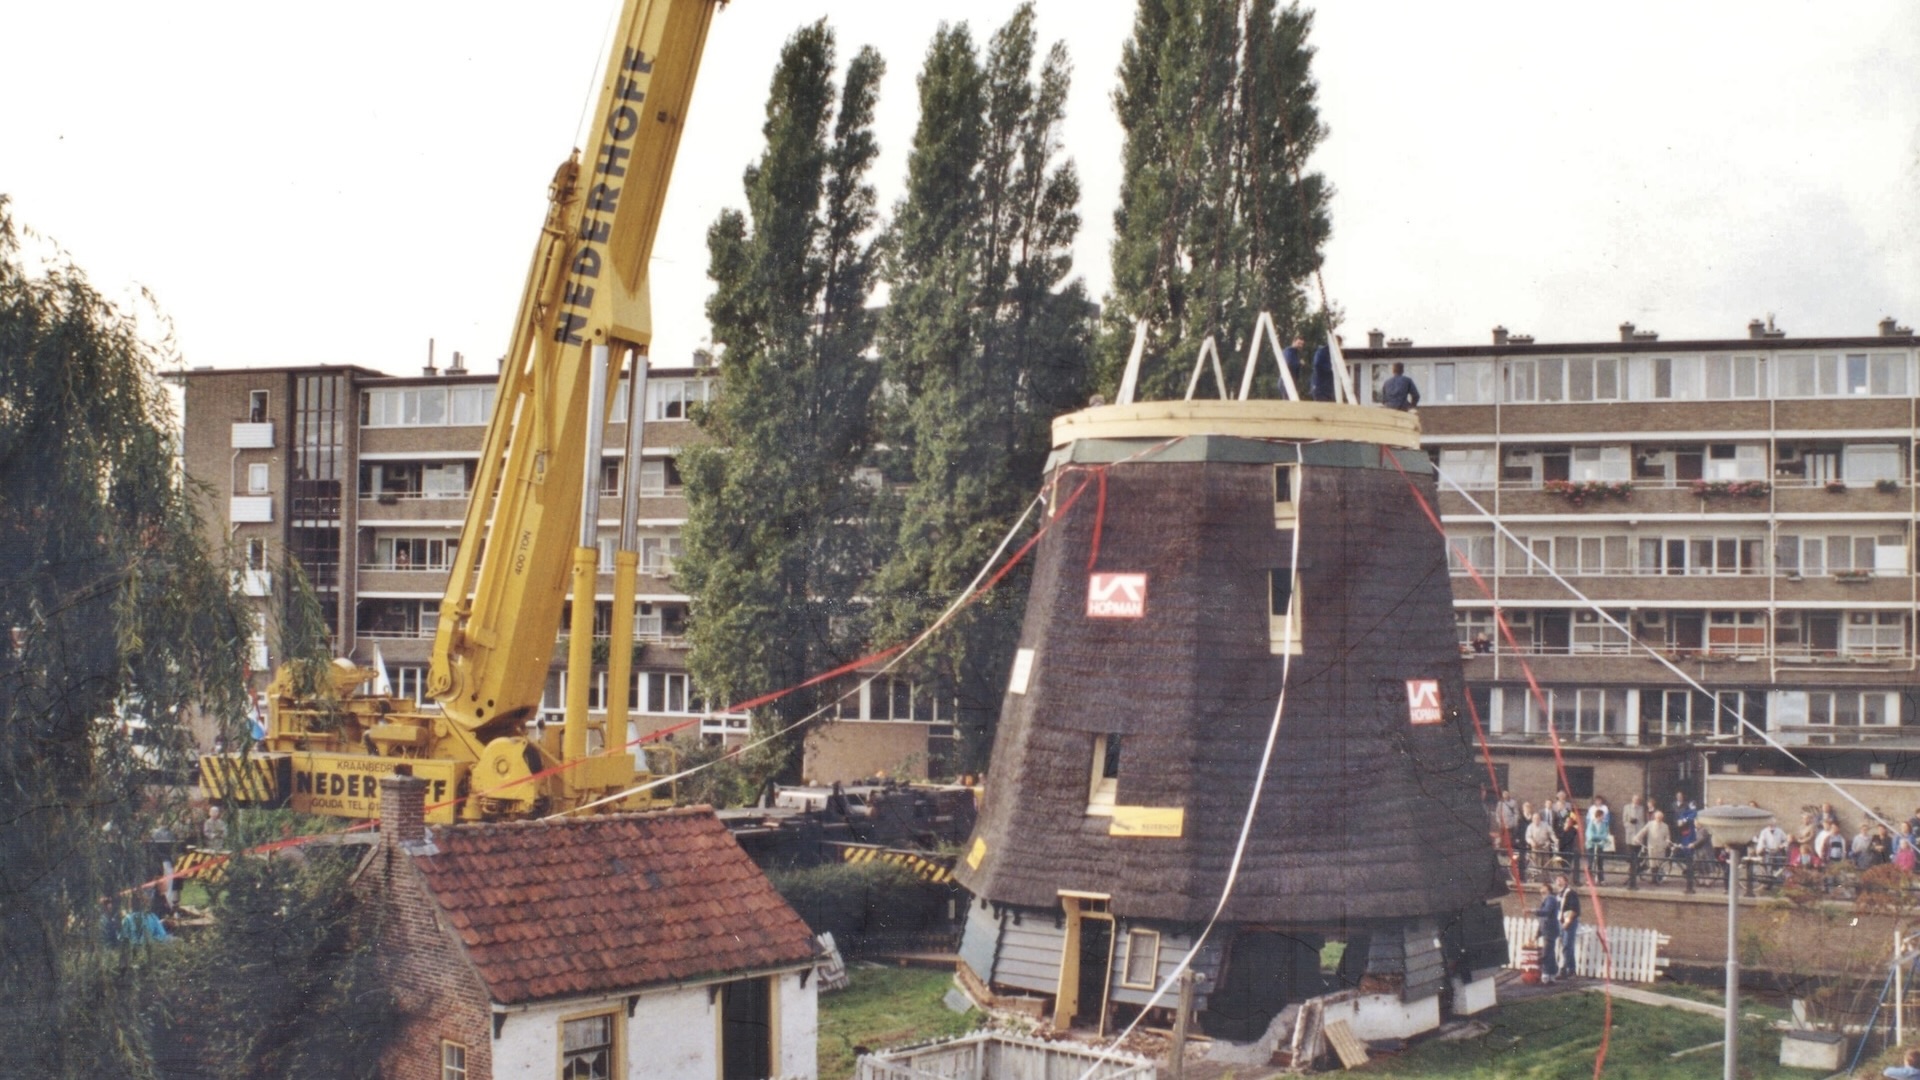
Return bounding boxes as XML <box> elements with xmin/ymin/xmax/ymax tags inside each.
<box><xmin>1086</xmin><ymin>573</ymin><xmax>1147</xmax><ymax>619</ymax></box>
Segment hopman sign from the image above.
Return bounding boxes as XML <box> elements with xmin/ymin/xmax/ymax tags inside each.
<box><xmin>1087</xmin><ymin>573</ymin><xmax>1148</xmax><ymax>619</ymax></box>
<box><xmin>1406</xmin><ymin>679</ymin><xmax>1444</xmax><ymax>726</ymax></box>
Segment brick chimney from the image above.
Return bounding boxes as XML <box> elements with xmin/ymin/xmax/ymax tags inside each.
<box><xmin>1367</xmin><ymin>329</ymin><xmax>1385</xmax><ymax>349</ymax></box>
<box><xmin>1880</xmin><ymin>317</ymin><xmax>1912</xmax><ymax>338</ymax></box>
<box><xmin>1619</xmin><ymin>322</ymin><xmax>1635</xmax><ymax>342</ymax></box>
<box><xmin>1748</xmin><ymin>318</ymin><xmax>1768</xmax><ymax>340</ymax></box>
<box><xmin>380</xmin><ymin>768</ymin><xmax>435</xmax><ymax>854</ymax></box>
<box><xmin>1492</xmin><ymin>326</ymin><xmax>1509</xmax><ymax>346</ymax></box>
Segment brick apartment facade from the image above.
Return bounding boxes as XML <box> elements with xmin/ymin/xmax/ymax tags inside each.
<box><xmin>1347</xmin><ymin>317</ymin><xmax>1920</xmax><ymax>822</ymax></box>
<box><xmin>171</xmin><ymin>357</ymin><xmax>962</xmax><ymax>774</ymax></box>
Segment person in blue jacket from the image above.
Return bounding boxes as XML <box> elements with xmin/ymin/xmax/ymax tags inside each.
<box><xmin>1282</xmin><ymin>337</ymin><xmax>1306</xmax><ymax>397</ymax></box>
<box><xmin>1310</xmin><ymin>344</ymin><xmax>1336</xmax><ymax>402</ymax></box>
<box><xmin>1534</xmin><ymin>881</ymin><xmax>1561</xmax><ymax>983</ymax></box>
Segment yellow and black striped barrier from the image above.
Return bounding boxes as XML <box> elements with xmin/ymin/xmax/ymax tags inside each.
<box><xmin>198</xmin><ymin>752</ymin><xmax>291</xmax><ymax>807</ymax></box>
<box><xmin>829</xmin><ymin>843</ymin><xmax>956</xmax><ymax>885</ymax></box>
<box><xmin>172</xmin><ymin>848</ymin><xmax>231</xmax><ymax>886</ymax></box>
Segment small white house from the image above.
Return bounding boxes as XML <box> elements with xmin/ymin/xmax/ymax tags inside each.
<box><xmin>360</xmin><ymin>774</ymin><xmax>819</xmax><ymax>1080</ymax></box>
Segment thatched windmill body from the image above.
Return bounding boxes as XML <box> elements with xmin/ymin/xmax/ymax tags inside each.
<box><xmin>954</xmin><ymin>389</ymin><xmax>1508</xmax><ymax>1042</ymax></box>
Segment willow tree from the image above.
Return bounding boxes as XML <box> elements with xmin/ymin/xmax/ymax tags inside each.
<box><xmin>1099</xmin><ymin>0</ymin><xmax>1332</xmax><ymax>401</ymax></box>
<box><xmin>678</xmin><ymin>24</ymin><xmax>885</xmax><ymax>781</ymax></box>
<box><xmin>865</xmin><ymin>5</ymin><xmax>1091</xmax><ymax>770</ymax></box>
<box><xmin>0</xmin><ymin>198</ymin><xmax>252</xmax><ymax>1075</ymax></box>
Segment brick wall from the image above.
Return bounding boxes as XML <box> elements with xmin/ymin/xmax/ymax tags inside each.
<box><xmin>358</xmin><ymin>782</ymin><xmax>495</xmax><ymax>1080</ymax></box>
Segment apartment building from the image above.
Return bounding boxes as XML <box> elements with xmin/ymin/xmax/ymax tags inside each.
<box><xmin>1348</xmin><ymin>317</ymin><xmax>1920</xmax><ymax>811</ymax></box>
<box><xmin>171</xmin><ymin>355</ymin><xmax>751</xmax><ymax>745</ymax></box>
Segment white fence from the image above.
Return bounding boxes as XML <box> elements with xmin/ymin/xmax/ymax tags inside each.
<box><xmin>1505</xmin><ymin>915</ymin><xmax>1670</xmax><ymax>983</ymax></box>
<box><xmin>855</xmin><ymin>1031</ymin><xmax>1156</xmax><ymax>1080</ymax></box>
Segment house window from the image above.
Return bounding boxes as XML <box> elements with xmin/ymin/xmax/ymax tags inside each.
<box><xmin>248</xmin><ymin>390</ymin><xmax>269</xmax><ymax>423</ymax></box>
<box><xmin>1121</xmin><ymin>929</ymin><xmax>1161</xmax><ymax>989</ymax></box>
<box><xmin>1438</xmin><ymin>448</ymin><xmax>1496</xmax><ymax>489</ymax></box>
<box><xmin>561</xmin><ymin>1013</ymin><xmax>615</xmax><ymax>1080</ymax></box>
<box><xmin>247</xmin><ymin>462</ymin><xmax>270</xmax><ymax>494</ymax></box>
<box><xmin>246</xmin><ymin>538</ymin><xmax>267</xmax><ymax>571</ymax></box>
<box><xmin>638</xmin><ymin>458</ymin><xmax>681</xmax><ymax>496</ymax></box>
<box><xmin>720</xmin><ymin>977</ymin><xmax>773</xmax><ymax>1080</ymax></box>
<box><xmin>600</xmin><ymin>458</ymin><xmax>621</xmax><ymax>497</ymax></box>
<box><xmin>1087</xmin><ymin>734</ymin><xmax>1121</xmax><ymax>815</ymax></box>
<box><xmin>1445</xmin><ymin>532</ymin><xmax>1496</xmax><ymax>575</ymax></box>
<box><xmin>1563</xmin><ymin>766</ymin><xmax>1595</xmax><ymax>799</ymax></box>
<box><xmin>440</xmin><ymin>1040</ymin><xmax>467</xmax><ymax>1080</ymax></box>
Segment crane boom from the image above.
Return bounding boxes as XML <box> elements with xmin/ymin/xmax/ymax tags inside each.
<box><xmin>202</xmin><ymin>0</ymin><xmax>721</xmax><ymax>822</ymax></box>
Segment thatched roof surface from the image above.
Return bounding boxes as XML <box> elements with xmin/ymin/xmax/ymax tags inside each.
<box><xmin>957</xmin><ymin>442</ymin><xmax>1496</xmax><ymax>923</ymax></box>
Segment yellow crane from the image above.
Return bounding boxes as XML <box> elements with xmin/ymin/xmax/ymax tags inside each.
<box><xmin>203</xmin><ymin>0</ymin><xmax>722</xmax><ymax>823</ymax></box>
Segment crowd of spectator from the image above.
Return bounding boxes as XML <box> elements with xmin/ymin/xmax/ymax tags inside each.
<box><xmin>1489</xmin><ymin>788</ymin><xmax>1920</xmax><ymax>888</ymax></box>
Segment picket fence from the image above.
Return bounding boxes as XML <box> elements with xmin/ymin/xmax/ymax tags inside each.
<box><xmin>1504</xmin><ymin>915</ymin><xmax>1671</xmax><ymax>983</ymax></box>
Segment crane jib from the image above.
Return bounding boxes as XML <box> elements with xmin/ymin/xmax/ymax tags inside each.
<box><xmin>554</xmin><ymin>45</ymin><xmax>656</xmax><ymax>347</ymax></box>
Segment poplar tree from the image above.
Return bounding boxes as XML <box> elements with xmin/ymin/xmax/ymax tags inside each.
<box><xmin>0</xmin><ymin>199</ymin><xmax>253</xmax><ymax>1076</ymax></box>
<box><xmin>866</xmin><ymin>6</ymin><xmax>1092</xmax><ymax>770</ymax></box>
<box><xmin>679</xmin><ymin>24</ymin><xmax>885</xmax><ymax>775</ymax></box>
<box><xmin>1100</xmin><ymin>0</ymin><xmax>1332</xmax><ymax>402</ymax></box>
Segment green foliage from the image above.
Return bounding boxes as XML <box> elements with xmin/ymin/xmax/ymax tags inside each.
<box><xmin>664</xmin><ymin>732</ymin><xmax>765</xmax><ymax>810</ymax></box>
<box><xmin>0</xmin><ymin>197</ymin><xmax>253</xmax><ymax>1076</ymax></box>
<box><xmin>766</xmin><ymin>859</ymin><xmax>944</xmax><ymax>945</ymax></box>
<box><xmin>680</xmin><ymin>22</ymin><xmax>887</xmax><ymax>784</ymax></box>
<box><xmin>148</xmin><ymin>847</ymin><xmax>398</xmax><ymax>1078</ymax></box>
<box><xmin>817</xmin><ymin>965</ymin><xmax>981</xmax><ymax>1080</ymax></box>
<box><xmin>1100</xmin><ymin>0</ymin><xmax>1333</xmax><ymax>402</ymax></box>
<box><xmin>866</xmin><ymin>5</ymin><xmax>1092</xmax><ymax>771</ymax></box>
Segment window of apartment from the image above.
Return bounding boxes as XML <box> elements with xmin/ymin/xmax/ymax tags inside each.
<box><xmin>1776</xmin><ymin>353</ymin><xmax>1908</xmax><ymax>398</ymax></box>
<box><xmin>1088</xmin><ymin>733</ymin><xmax>1122</xmax><ymax>814</ymax></box>
<box><xmin>362</xmin><ymin>385</ymin><xmax>495</xmax><ymax>427</ymax></box>
<box><xmin>1121</xmin><ymin>929</ymin><xmax>1161</xmax><ymax>989</ymax></box>
<box><xmin>641</xmin><ymin>671</ymin><xmax>707</xmax><ymax>715</ymax></box>
<box><xmin>392</xmin><ymin>665</ymin><xmax>427</xmax><ymax>704</ymax></box>
<box><xmin>247</xmin><ymin>389</ymin><xmax>270</xmax><ymax>423</ymax></box>
<box><xmin>1505</xmin><ymin>534</ymin><xmax>1630</xmax><ymax>576</ymax></box>
<box><xmin>246</xmin><ymin>462</ymin><xmax>270</xmax><ymax>494</ymax></box>
<box><xmin>424</xmin><ymin>463</ymin><xmax>470</xmax><ymax>499</ymax></box>
<box><xmin>1445</xmin><ymin>532</ymin><xmax>1495</xmax><ymax>575</ymax></box>
<box><xmin>1570</xmin><ymin>611</ymin><xmax>1631</xmax><ymax>654</ymax></box>
<box><xmin>863</xmin><ymin>677</ymin><xmax>942</xmax><ymax>722</ymax></box>
<box><xmin>1562</xmin><ymin>766</ymin><xmax>1595</xmax><ymax>799</ymax></box>
<box><xmin>246</xmin><ymin>538</ymin><xmax>267</xmax><ymax>570</ymax></box>
<box><xmin>374</xmin><ymin>536</ymin><xmax>459</xmax><ymax>570</ymax></box>
<box><xmin>1570</xmin><ymin>446</ymin><xmax>1630</xmax><ymax>482</ymax></box>
<box><xmin>634</xmin><ymin>601</ymin><xmax>664</xmax><ymax>639</ymax></box>
<box><xmin>1456</xmin><ymin>609</ymin><xmax>1498</xmax><ymax>650</ymax></box>
<box><xmin>1627</xmin><ymin>355</ymin><xmax>1702</xmax><ymax>401</ymax></box>
<box><xmin>1784</xmin><ymin>690</ymin><xmax>1900</xmax><ymax>727</ymax></box>
<box><xmin>448</xmin><ymin>385</ymin><xmax>495</xmax><ymax>426</ymax></box>
<box><xmin>1777</xmin><ymin>533</ymin><xmax>1905</xmax><ymax>577</ymax></box>
<box><xmin>640</xmin><ymin>534</ymin><xmax>683</xmax><ymax>576</ymax></box>
<box><xmin>560</xmin><ymin>1012</ymin><xmax>616</xmax><ymax>1080</ymax></box>
<box><xmin>638</xmin><ymin>457</ymin><xmax>682</xmax><ymax>496</ymax></box>
<box><xmin>1367</xmin><ymin>360</ymin><xmax>1493</xmax><ymax>405</ymax></box>
<box><xmin>1703</xmin><ymin>354</ymin><xmax>1762</xmax><ymax>399</ymax></box>
<box><xmin>1705</xmin><ymin>610</ymin><xmax>1767</xmax><ymax>654</ymax></box>
<box><xmin>1843</xmin><ymin>611</ymin><xmax>1906</xmax><ymax>656</ymax></box>
<box><xmin>599</xmin><ymin>458</ymin><xmax>621</xmax><ymax>497</ymax></box>
<box><xmin>1843</xmin><ymin>443</ymin><xmax>1903</xmax><ymax>485</ymax></box>
<box><xmin>356</xmin><ymin>599</ymin><xmax>439</xmax><ymax>638</ymax></box>
<box><xmin>362</xmin><ymin>461</ymin><xmax>468</xmax><ymax>499</ymax></box>
<box><xmin>647</xmin><ymin>378</ymin><xmax>715</xmax><ymax>420</ymax></box>
<box><xmin>1437</xmin><ymin>448</ymin><xmax>1495</xmax><ymax>489</ymax></box>
<box><xmin>1496</xmin><ymin>687</ymin><xmax>1624</xmax><ymax>739</ymax></box>
<box><xmin>1704</xmin><ymin>443</ymin><xmax>1766</xmax><ymax>481</ymax></box>
<box><xmin>719</xmin><ymin>977</ymin><xmax>774</xmax><ymax>1080</ymax></box>
<box><xmin>440</xmin><ymin>1040</ymin><xmax>467</xmax><ymax>1080</ymax></box>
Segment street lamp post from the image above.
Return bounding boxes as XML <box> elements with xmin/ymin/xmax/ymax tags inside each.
<box><xmin>1696</xmin><ymin>805</ymin><xmax>1775</xmax><ymax>1080</ymax></box>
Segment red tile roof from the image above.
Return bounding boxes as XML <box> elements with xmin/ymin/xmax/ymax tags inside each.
<box><xmin>407</xmin><ymin>806</ymin><xmax>816</xmax><ymax>1005</ymax></box>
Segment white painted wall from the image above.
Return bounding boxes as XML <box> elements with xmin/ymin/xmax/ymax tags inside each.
<box><xmin>490</xmin><ymin>972</ymin><xmax>816</xmax><ymax>1080</ymax></box>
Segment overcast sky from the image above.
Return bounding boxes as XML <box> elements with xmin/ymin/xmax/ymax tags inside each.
<box><xmin>4</xmin><ymin>2</ymin><xmax>1916</xmax><ymax>379</ymax></box>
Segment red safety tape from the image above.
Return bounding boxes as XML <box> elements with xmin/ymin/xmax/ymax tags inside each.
<box><xmin>1383</xmin><ymin>447</ymin><xmax>1613</xmax><ymax>1080</ymax></box>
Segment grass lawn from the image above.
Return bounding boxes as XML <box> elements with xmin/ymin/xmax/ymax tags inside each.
<box><xmin>817</xmin><ymin>964</ymin><xmax>981</xmax><ymax>1080</ymax></box>
<box><xmin>1355</xmin><ymin>991</ymin><xmax>1812</xmax><ymax>1079</ymax></box>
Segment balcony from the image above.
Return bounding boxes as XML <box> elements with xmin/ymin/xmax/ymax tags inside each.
<box><xmin>230</xmin><ymin>421</ymin><xmax>274</xmax><ymax>449</ymax></box>
<box><xmin>229</xmin><ymin>496</ymin><xmax>273</xmax><ymax>523</ymax></box>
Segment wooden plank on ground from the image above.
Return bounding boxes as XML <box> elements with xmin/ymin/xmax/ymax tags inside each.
<box><xmin>1324</xmin><ymin>1020</ymin><xmax>1370</xmax><ymax>1069</ymax></box>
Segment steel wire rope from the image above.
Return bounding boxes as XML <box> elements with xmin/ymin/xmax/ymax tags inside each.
<box><xmin>1070</xmin><ymin>458</ymin><xmax>1308</xmax><ymax>1080</ymax></box>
